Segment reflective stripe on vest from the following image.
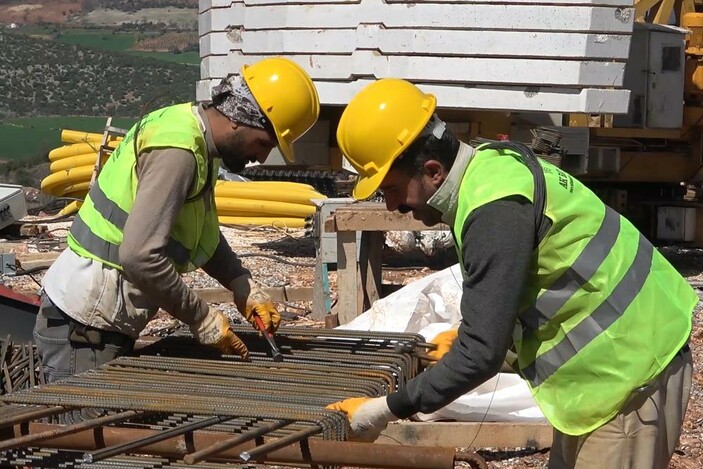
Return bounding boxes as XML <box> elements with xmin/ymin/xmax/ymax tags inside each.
<box><xmin>522</xmin><ymin>227</ymin><xmax>654</xmax><ymax>386</ymax></box>
<box><xmin>521</xmin><ymin>207</ymin><xmax>620</xmax><ymax>331</ymax></box>
<box><xmin>69</xmin><ymin>179</ymin><xmax>191</xmax><ymax>266</ymax></box>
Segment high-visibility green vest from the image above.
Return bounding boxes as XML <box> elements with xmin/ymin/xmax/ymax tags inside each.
<box><xmin>67</xmin><ymin>103</ymin><xmax>221</xmax><ymax>273</ymax></box>
<box><xmin>453</xmin><ymin>147</ymin><xmax>696</xmax><ymax>435</ymax></box>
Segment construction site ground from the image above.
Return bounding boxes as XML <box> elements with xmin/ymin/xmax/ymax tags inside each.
<box><xmin>2</xmin><ymin>222</ymin><xmax>703</xmax><ymax>468</ymax></box>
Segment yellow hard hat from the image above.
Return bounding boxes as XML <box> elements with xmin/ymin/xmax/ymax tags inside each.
<box><xmin>242</xmin><ymin>57</ymin><xmax>320</xmax><ymax>163</ymax></box>
<box><xmin>336</xmin><ymin>79</ymin><xmax>437</xmax><ymax>200</ymax></box>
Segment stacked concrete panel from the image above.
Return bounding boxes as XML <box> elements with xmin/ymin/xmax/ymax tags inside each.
<box><xmin>198</xmin><ymin>0</ymin><xmax>635</xmax><ymax>113</ymax></box>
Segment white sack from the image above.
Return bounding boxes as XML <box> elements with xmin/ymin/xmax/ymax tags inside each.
<box><xmin>338</xmin><ymin>263</ymin><xmax>545</xmax><ymax>423</ymax></box>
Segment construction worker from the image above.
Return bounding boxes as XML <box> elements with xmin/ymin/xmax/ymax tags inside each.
<box><xmin>34</xmin><ymin>57</ymin><xmax>320</xmax><ymax>383</ymax></box>
<box><xmin>328</xmin><ymin>78</ymin><xmax>696</xmax><ymax>469</ymax></box>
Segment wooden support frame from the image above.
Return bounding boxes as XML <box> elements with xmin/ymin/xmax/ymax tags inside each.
<box><xmin>378</xmin><ymin>421</ymin><xmax>553</xmax><ymax>449</ymax></box>
<box><xmin>325</xmin><ymin>202</ymin><xmax>449</xmax><ymax>324</ymax></box>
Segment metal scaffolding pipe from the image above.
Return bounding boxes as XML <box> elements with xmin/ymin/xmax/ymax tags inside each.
<box><xmin>9</xmin><ymin>422</ymin><xmax>460</xmax><ymax>469</ymax></box>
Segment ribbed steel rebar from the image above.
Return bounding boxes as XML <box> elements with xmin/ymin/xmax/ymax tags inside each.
<box><xmin>9</xmin><ymin>422</ymin><xmax>466</xmax><ymax>469</ymax></box>
<box><xmin>0</xmin><ymin>327</ymin><xmax>439</xmax><ymax>467</ymax></box>
<box><xmin>182</xmin><ymin>419</ymin><xmax>292</xmax><ymax>465</ymax></box>
<box><xmin>83</xmin><ymin>415</ymin><xmax>236</xmax><ymax>463</ymax></box>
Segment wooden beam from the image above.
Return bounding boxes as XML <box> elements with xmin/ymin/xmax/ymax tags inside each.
<box><xmin>324</xmin><ymin>203</ymin><xmax>449</xmax><ymax>233</ymax></box>
<box><xmin>590</xmin><ymin>127</ymin><xmax>682</xmax><ymax>140</ymax></box>
<box><xmin>194</xmin><ymin>286</ymin><xmax>313</xmax><ymax>304</ymax></box>
<box><xmin>336</xmin><ymin>230</ymin><xmax>360</xmax><ymax>324</ymax></box>
<box><xmin>378</xmin><ymin>421</ymin><xmax>553</xmax><ymax>449</ymax></box>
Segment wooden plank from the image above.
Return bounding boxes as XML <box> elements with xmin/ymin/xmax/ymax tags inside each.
<box><xmin>590</xmin><ymin>127</ymin><xmax>682</xmax><ymax>139</ymax></box>
<box><xmin>201</xmin><ymin>28</ymin><xmax>632</xmax><ymax>59</ymax></box>
<box><xmin>378</xmin><ymin>421</ymin><xmax>553</xmax><ymax>449</ymax></box>
<box><xmin>336</xmin><ymin>230</ymin><xmax>359</xmax><ymax>324</ymax></box>
<box><xmin>194</xmin><ymin>286</ymin><xmax>313</xmax><ymax>303</ymax></box>
<box><xmin>207</xmin><ymin>52</ymin><xmax>627</xmax><ymax>87</ymax></box>
<box><xmin>202</xmin><ymin>3</ymin><xmax>634</xmax><ymax>32</ymax></box>
<box><xmin>358</xmin><ymin>231</ymin><xmax>383</xmax><ymax>311</ymax></box>
<box><xmin>322</xmin><ymin>203</ymin><xmax>447</xmax><ymax>232</ymax></box>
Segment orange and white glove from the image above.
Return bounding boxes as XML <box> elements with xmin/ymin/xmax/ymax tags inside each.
<box><xmin>230</xmin><ymin>275</ymin><xmax>281</xmax><ymax>333</ymax></box>
<box><xmin>426</xmin><ymin>328</ymin><xmax>459</xmax><ymax>361</ymax></box>
<box><xmin>326</xmin><ymin>397</ymin><xmax>397</xmax><ymax>442</ymax></box>
<box><xmin>190</xmin><ymin>307</ymin><xmax>249</xmax><ymax>359</ymax></box>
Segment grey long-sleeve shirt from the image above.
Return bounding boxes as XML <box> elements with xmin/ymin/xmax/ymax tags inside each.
<box><xmin>120</xmin><ymin>146</ymin><xmax>248</xmax><ymax>325</ymax></box>
<box><xmin>43</xmin><ymin>105</ymin><xmax>249</xmax><ymax>337</ymax></box>
<box><xmin>387</xmin><ymin>196</ymin><xmax>535</xmax><ymax>418</ymax></box>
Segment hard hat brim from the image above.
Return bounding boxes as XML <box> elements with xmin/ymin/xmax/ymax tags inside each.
<box><xmin>351</xmin><ymin>163</ymin><xmax>392</xmax><ymax>201</ymax></box>
<box><xmin>277</xmin><ymin>136</ymin><xmax>295</xmax><ymax>163</ymax></box>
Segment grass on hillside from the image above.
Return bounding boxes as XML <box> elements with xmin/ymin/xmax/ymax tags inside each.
<box><xmin>0</xmin><ymin>116</ymin><xmax>136</xmax><ymax>162</ymax></box>
<box><xmin>17</xmin><ymin>26</ymin><xmax>199</xmax><ymax>65</ymax></box>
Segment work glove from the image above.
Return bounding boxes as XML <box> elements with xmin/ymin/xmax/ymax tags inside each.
<box><xmin>426</xmin><ymin>328</ymin><xmax>459</xmax><ymax>361</ymax></box>
<box><xmin>190</xmin><ymin>307</ymin><xmax>249</xmax><ymax>359</ymax></box>
<box><xmin>230</xmin><ymin>275</ymin><xmax>281</xmax><ymax>333</ymax></box>
<box><xmin>326</xmin><ymin>396</ymin><xmax>398</xmax><ymax>442</ymax></box>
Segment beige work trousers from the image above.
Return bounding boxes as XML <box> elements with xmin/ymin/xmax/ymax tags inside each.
<box><xmin>549</xmin><ymin>347</ymin><xmax>693</xmax><ymax>469</ymax></box>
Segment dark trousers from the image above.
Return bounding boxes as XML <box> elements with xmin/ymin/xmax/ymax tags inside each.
<box><xmin>33</xmin><ymin>294</ymin><xmax>134</xmax><ymax>384</ymax></box>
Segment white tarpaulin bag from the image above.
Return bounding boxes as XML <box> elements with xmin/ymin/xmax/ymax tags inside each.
<box><xmin>337</xmin><ymin>263</ymin><xmax>545</xmax><ymax>423</ymax></box>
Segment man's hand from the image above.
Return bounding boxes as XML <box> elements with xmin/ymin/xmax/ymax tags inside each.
<box><xmin>190</xmin><ymin>307</ymin><xmax>249</xmax><ymax>359</ymax></box>
<box><xmin>426</xmin><ymin>328</ymin><xmax>459</xmax><ymax>361</ymax></box>
<box><xmin>326</xmin><ymin>396</ymin><xmax>397</xmax><ymax>442</ymax></box>
<box><xmin>230</xmin><ymin>276</ymin><xmax>281</xmax><ymax>332</ymax></box>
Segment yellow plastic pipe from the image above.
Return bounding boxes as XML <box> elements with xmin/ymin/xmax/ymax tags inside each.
<box><xmin>41</xmin><ymin>167</ymin><xmax>94</xmax><ymax>195</ymax></box>
<box><xmin>214</xmin><ymin>180</ymin><xmax>320</xmax><ymax>196</ymax></box>
<box><xmin>218</xmin><ymin>216</ymin><xmax>306</xmax><ymax>228</ymax></box>
<box><xmin>215</xmin><ymin>197</ymin><xmax>315</xmax><ymax>218</ymax></box>
<box><xmin>50</xmin><ymin>154</ymin><xmax>107</xmax><ymax>173</ymax></box>
<box><xmin>49</xmin><ymin>143</ymin><xmax>102</xmax><ymax>161</ymax></box>
<box><xmin>61</xmin><ymin>129</ymin><xmax>123</xmax><ymax>145</ymax></box>
<box><xmin>213</xmin><ymin>183</ymin><xmax>323</xmax><ymax>204</ymax></box>
<box><xmin>58</xmin><ymin>200</ymin><xmax>83</xmax><ymax>217</ymax></box>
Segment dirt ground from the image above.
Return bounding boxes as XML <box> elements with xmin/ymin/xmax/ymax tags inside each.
<box><xmin>0</xmin><ymin>1</ymin><xmax>82</xmax><ymax>24</ymax></box>
<box><xmin>2</xmin><ymin>224</ymin><xmax>702</xmax><ymax>468</ymax></box>
<box><xmin>0</xmin><ymin>1</ymin><xmax>196</xmax><ymax>27</ymax></box>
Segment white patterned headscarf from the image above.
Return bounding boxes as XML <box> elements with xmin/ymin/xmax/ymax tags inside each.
<box><xmin>210</xmin><ymin>74</ymin><xmax>271</xmax><ymax>130</ymax></box>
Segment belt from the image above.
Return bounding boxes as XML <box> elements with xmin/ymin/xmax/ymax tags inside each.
<box><xmin>43</xmin><ymin>294</ymin><xmax>133</xmax><ymax>348</ymax></box>
<box><xmin>631</xmin><ymin>341</ymin><xmax>690</xmax><ymax>395</ymax></box>
<box><xmin>680</xmin><ymin>342</ymin><xmax>690</xmax><ymax>355</ymax></box>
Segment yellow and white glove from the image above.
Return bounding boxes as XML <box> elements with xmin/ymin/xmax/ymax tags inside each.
<box><xmin>326</xmin><ymin>396</ymin><xmax>398</xmax><ymax>442</ymax></box>
<box><xmin>190</xmin><ymin>307</ymin><xmax>249</xmax><ymax>359</ymax></box>
<box><xmin>426</xmin><ymin>328</ymin><xmax>458</xmax><ymax>361</ymax></box>
<box><xmin>230</xmin><ymin>275</ymin><xmax>281</xmax><ymax>333</ymax></box>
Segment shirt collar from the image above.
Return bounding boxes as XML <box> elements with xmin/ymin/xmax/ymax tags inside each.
<box><xmin>194</xmin><ymin>103</ymin><xmax>221</xmax><ymax>161</ymax></box>
<box><xmin>426</xmin><ymin>141</ymin><xmax>475</xmax><ymax>226</ymax></box>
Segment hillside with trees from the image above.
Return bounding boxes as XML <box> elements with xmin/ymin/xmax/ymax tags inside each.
<box><xmin>0</xmin><ymin>28</ymin><xmax>199</xmax><ymax>118</ymax></box>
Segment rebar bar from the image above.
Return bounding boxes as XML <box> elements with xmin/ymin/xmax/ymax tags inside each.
<box><xmin>183</xmin><ymin>419</ymin><xmax>292</xmax><ymax>465</ymax></box>
<box><xmin>83</xmin><ymin>415</ymin><xmax>236</xmax><ymax>463</ymax></box>
<box><xmin>238</xmin><ymin>425</ymin><xmax>322</xmax><ymax>462</ymax></box>
<box><xmin>0</xmin><ymin>410</ymin><xmax>141</xmax><ymax>451</ymax></box>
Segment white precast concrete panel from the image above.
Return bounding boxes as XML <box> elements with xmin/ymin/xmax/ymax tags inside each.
<box><xmin>198</xmin><ymin>0</ymin><xmax>635</xmax><ymax>113</ymax></box>
<box><xmin>203</xmin><ymin>53</ymin><xmax>626</xmax><ymax>87</ymax></box>
<box><xmin>197</xmin><ymin>78</ymin><xmax>630</xmax><ymax>113</ymax></box>
<box><xmin>201</xmin><ymin>1</ymin><xmax>633</xmax><ymax>32</ymax></box>
<box><xmin>201</xmin><ymin>27</ymin><xmax>631</xmax><ymax>59</ymax></box>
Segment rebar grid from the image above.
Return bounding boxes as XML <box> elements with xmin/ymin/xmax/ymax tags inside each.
<box><xmin>0</xmin><ymin>328</ymin><xmax>442</xmax><ymax>467</ymax></box>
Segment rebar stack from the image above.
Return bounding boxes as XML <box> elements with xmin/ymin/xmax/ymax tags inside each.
<box><xmin>0</xmin><ymin>328</ymin><xmax>489</xmax><ymax>469</ymax></box>
<box><xmin>0</xmin><ymin>336</ymin><xmax>43</xmax><ymax>395</ymax></box>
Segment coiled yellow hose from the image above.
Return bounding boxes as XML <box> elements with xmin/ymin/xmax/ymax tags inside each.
<box><xmin>42</xmin><ymin>129</ymin><xmax>326</xmax><ymax>227</ymax></box>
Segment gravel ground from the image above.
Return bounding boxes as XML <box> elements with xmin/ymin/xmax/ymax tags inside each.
<box><xmin>2</xmin><ymin>224</ymin><xmax>702</xmax><ymax>468</ymax></box>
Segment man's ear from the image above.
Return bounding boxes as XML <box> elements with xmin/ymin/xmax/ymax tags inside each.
<box><xmin>423</xmin><ymin>159</ymin><xmax>447</xmax><ymax>186</ymax></box>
